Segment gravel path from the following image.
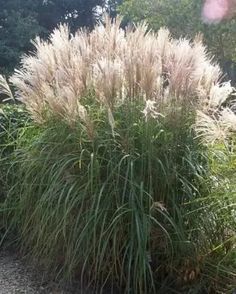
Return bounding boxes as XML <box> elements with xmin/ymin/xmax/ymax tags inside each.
<box><xmin>0</xmin><ymin>250</ymin><xmax>72</xmax><ymax>294</ymax></box>
<box><xmin>0</xmin><ymin>249</ymin><xmax>112</xmax><ymax>294</ymax></box>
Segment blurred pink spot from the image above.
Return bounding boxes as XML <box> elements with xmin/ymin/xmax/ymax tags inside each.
<box><xmin>202</xmin><ymin>0</ymin><xmax>229</xmax><ymax>23</ymax></box>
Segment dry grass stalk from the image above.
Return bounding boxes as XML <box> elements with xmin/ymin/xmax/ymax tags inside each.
<box><xmin>0</xmin><ymin>75</ymin><xmax>14</xmax><ymax>102</ymax></box>
<box><xmin>2</xmin><ymin>16</ymin><xmax>234</xmax><ymax>143</ymax></box>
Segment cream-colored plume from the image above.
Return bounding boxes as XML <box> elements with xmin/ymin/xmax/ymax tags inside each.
<box><xmin>0</xmin><ymin>16</ymin><xmax>233</xmax><ymax>143</ymax></box>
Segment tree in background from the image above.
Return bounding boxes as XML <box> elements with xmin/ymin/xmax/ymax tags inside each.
<box><xmin>37</xmin><ymin>0</ymin><xmax>105</xmax><ymax>31</ymax></box>
<box><xmin>106</xmin><ymin>0</ymin><xmax>123</xmax><ymax>18</ymax></box>
<box><xmin>119</xmin><ymin>0</ymin><xmax>236</xmax><ymax>82</ymax></box>
<box><xmin>0</xmin><ymin>0</ymin><xmax>44</xmax><ymax>74</ymax></box>
<box><xmin>0</xmin><ymin>0</ymin><xmax>106</xmax><ymax>74</ymax></box>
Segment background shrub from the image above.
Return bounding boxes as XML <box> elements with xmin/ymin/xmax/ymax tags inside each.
<box><xmin>0</xmin><ymin>103</ymin><xmax>31</xmax><ymax>241</ymax></box>
<box><xmin>0</xmin><ymin>103</ymin><xmax>30</xmax><ymax>196</ymax></box>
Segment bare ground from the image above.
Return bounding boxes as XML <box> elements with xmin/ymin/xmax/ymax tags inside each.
<box><xmin>0</xmin><ymin>249</ymin><xmax>74</xmax><ymax>294</ymax></box>
<box><xmin>0</xmin><ymin>249</ymin><xmax>114</xmax><ymax>294</ymax></box>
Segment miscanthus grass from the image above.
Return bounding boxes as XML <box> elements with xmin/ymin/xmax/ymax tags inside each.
<box><xmin>3</xmin><ymin>101</ymin><xmax>235</xmax><ymax>293</ymax></box>
<box><xmin>0</xmin><ymin>17</ymin><xmax>235</xmax><ymax>293</ymax></box>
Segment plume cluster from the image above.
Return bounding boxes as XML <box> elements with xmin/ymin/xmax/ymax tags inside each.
<box><xmin>3</xmin><ymin>16</ymin><xmax>236</xmax><ymax>144</ymax></box>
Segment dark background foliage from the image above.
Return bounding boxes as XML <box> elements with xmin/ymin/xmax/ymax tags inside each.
<box><xmin>0</xmin><ymin>0</ymin><xmax>111</xmax><ymax>74</ymax></box>
<box><xmin>0</xmin><ymin>0</ymin><xmax>235</xmax><ymax>79</ymax></box>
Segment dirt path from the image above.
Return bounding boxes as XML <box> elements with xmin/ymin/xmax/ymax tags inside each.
<box><xmin>0</xmin><ymin>250</ymin><xmax>72</xmax><ymax>294</ymax></box>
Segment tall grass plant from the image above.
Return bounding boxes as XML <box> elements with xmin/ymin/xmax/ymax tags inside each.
<box><xmin>0</xmin><ymin>17</ymin><xmax>235</xmax><ymax>293</ymax></box>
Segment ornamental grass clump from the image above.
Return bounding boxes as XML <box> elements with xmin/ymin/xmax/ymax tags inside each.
<box><xmin>9</xmin><ymin>16</ymin><xmax>236</xmax><ymax>144</ymax></box>
<box><xmin>1</xmin><ymin>17</ymin><xmax>236</xmax><ymax>293</ymax></box>
<box><xmin>9</xmin><ymin>16</ymin><xmax>233</xmax><ymax>126</ymax></box>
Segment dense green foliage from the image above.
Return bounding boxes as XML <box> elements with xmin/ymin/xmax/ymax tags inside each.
<box><xmin>0</xmin><ymin>104</ymin><xmax>30</xmax><ymax>168</ymax></box>
<box><xmin>0</xmin><ymin>0</ymin><xmax>107</xmax><ymax>74</ymax></box>
<box><xmin>0</xmin><ymin>1</ymin><xmax>43</xmax><ymax>74</ymax></box>
<box><xmin>0</xmin><ymin>100</ymin><xmax>235</xmax><ymax>293</ymax></box>
<box><xmin>0</xmin><ymin>104</ymin><xmax>30</xmax><ymax>238</ymax></box>
<box><xmin>0</xmin><ymin>103</ymin><xmax>30</xmax><ymax>190</ymax></box>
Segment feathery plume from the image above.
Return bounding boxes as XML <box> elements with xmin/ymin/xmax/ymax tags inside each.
<box><xmin>9</xmin><ymin>16</ymin><xmax>233</xmax><ymax>141</ymax></box>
